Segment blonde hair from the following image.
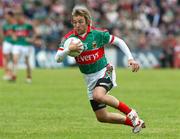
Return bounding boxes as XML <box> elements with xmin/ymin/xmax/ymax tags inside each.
<box><xmin>72</xmin><ymin>5</ymin><xmax>92</xmax><ymax>25</ymax></box>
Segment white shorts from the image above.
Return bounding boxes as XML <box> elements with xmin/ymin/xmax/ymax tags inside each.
<box><xmin>12</xmin><ymin>45</ymin><xmax>32</xmax><ymax>57</ymax></box>
<box><xmin>83</xmin><ymin>64</ymin><xmax>117</xmax><ymax>100</ymax></box>
<box><xmin>2</xmin><ymin>41</ymin><xmax>13</xmax><ymax>54</ymax></box>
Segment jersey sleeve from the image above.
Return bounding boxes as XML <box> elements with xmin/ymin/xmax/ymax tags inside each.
<box><xmin>58</xmin><ymin>38</ymin><xmax>66</xmax><ymax>48</ymax></box>
<box><xmin>102</xmin><ymin>31</ymin><xmax>110</xmax><ymax>45</ymax></box>
<box><xmin>28</xmin><ymin>24</ymin><xmax>33</xmax><ymax>37</ymax></box>
<box><xmin>59</xmin><ymin>30</ymin><xmax>74</xmax><ymax>49</ymax></box>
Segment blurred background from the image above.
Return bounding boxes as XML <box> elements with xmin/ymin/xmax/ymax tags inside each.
<box><xmin>0</xmin><ymin>0</ymin><xmax>179</xmax><ymax>69</ymax></box>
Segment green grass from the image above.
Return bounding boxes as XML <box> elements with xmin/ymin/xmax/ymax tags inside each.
<box><xmin>0</xmin><ymin>68</ymin><xmax>180</xmax><ymax>139</ymax></box>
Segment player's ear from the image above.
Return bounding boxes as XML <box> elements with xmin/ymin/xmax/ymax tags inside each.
<box><xmin>87</xmin><ymin>19</ymin><xmax>91</xmax><ymax>25</ymax></box>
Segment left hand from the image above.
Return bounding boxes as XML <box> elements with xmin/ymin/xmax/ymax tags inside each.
<box><xmin>69</xmin><ymin>41</ymin><xmax>83</xmax><ymax>52</ymax></box>
<box><xmin>128</xmin><ymin>59</ymin><xmax>140</xmax><ymax>72</ymax></box>
<box><xmin>26</xmin><ymin>37</ymin><xmax>34</xmax><ymax>43</ymax></box>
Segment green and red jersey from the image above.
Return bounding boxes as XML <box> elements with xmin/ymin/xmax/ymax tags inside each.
<box><xmin>60</xmin><ymin>26</ymin><xmax>113</xmax><ymax>74</ymax></box>
<box><xmin>2</xmin><ymin>22</ymin><xmax>14</xmax><ymax>43</ymax></box>
<box><xmin>13</xmin><ymin>23</ymin><xmax>33</xmax><ymax>46</ymax></box>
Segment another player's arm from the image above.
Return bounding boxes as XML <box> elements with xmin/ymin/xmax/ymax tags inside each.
<box><xmin>55</xmin><ymin>39</ymin><xmax>82</xmax><ymax>63</ymax></box>
<box><xmin>25</xmin><ymin>23</ymin><xmax>35</xmax><ymax>44</ymax></box>
<box><xmin>109</xmin><ymin>35</ymin><xmax>140</xmax><ymax>72</ymax></box>
<box><xmin>0</xmin><ymin>28</ymin><xmax>4</xmax><ymax>44</ymax></box>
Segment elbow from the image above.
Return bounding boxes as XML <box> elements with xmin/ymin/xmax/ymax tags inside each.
<box><xmin>55</xmin><ymin>49</ymin><xmax>69</xmax><ymax>63</ymax></box>
<box><xmin>55</xmin><ymin>53</ymin><xmax>64</xmax><ymax>63</ymax></box>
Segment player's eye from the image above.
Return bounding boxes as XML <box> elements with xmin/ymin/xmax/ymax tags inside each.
<box><xmin>72</xmin><ymin>20</ymin><xmax>84</xmax><ymax>25</ymax></box>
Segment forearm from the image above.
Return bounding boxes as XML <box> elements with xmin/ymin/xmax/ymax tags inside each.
<box><xmin>26</xmin><ymin>37</ymin><xmax>34</xmax><ymax>43</ymax></box>
<box><xmin>55</xmin><ymin>47</ymin><xmax>70</xmax><ymax>63</ymax></box>
<box><xmin>109</xmin><ymin>35</ymin><xmax>133</xmax><ymax>60</ymax></box>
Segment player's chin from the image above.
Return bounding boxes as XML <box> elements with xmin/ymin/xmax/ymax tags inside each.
<box><xmin>76</xmin><ymin>29</ymin><xmax>84</xmax><ymax>35</ymax></box>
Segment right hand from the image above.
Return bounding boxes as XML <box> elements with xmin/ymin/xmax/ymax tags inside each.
<box><xmin>68</xmin><ymin>41</ymin><xmax>83</xmax><ymax>52</ymax></box>
<box><xmin>128</xmin><ymin>59</ymin><xmax>140</xmax><ymax>72</ymax></box>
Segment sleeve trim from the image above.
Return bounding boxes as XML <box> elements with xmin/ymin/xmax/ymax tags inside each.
<box><xmin>109</xmin><ymin>35</ymin><xmax>115</xmax><ymax>44</ymax></box>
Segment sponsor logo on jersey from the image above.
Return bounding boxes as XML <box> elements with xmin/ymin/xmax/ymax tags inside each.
<box><xmin>75</xmin><ymin>47</ymin><xmax>104</xmax><ymax>65</ymax></box>
<box><xmin>16</xmin><ymin>30</ymin><xmax>30</xmax><ymax>37</ymax></box>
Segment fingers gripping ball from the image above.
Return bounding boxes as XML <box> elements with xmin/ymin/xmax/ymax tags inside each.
<box><xmin>64</xmin><ymin>37</ymin><xmax>84</xmax><ymax>57</ymax></box>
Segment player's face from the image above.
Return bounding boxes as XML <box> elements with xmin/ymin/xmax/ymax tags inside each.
<box><xmin>4</xmin><ymin>13</ymin><xmax>11</xmax><ymax>21</ymax></box>
<box><xmin>14</xmin><ymin>11</ymin><xmax>23</xmax><ymax>21</ymax></box>
<box><xmin>72</xmin><ymin>15</ymin><xmax>88</xmax><ymax>35</ymax></box>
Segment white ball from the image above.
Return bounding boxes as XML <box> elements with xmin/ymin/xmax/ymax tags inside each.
<box><xmin>64</xmin><ymin>37</ymin><xmax>84</xmax><ymax>57</ymax></box>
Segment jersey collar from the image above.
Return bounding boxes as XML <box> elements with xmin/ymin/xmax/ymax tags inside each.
<box><xmin>74</xmin><ymin>25</ymin><xmax>91</xmax><ymax>40</ymax></box>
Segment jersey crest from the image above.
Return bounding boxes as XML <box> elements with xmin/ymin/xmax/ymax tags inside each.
<box><xmin>92</xmin><ymin>41</ymin><xmax>97</xmax><ymax>49</ymax></box>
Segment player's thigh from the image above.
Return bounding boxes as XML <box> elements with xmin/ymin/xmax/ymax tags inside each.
<box><xmin>93</xmin><ymin>86</ymin><xmax>107</xmax><ymax>101</ymax></box>
<box><xmin>22</xmin><ymin>46</ymin><xmax>31</xmax><ymax>57</ymax></box>
<box><xmin>12</xmin><ymin>45</ymin><xmax>22</xmax><ymax>63</ymax></box>
<box><xmin>93</xmin><ymin>77</ymin><xmax>113</xmax><ymax>100</ymax></box>
<box><xmin>12</xmin><ymin>45</ymin><xmax>21</xmax><ymax>56</ymax></box>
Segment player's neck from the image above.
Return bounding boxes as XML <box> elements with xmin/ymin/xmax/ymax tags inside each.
<box><xmin>79</xmin><ymin>32</ymin><xmax>86</xmax><ymax>37</ymax></box>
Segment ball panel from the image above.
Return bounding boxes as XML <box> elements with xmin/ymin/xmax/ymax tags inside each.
<box><xmin>64</xmin><ymin>37</ymin><xmax>83</xmax><ymax>57</ymax></box>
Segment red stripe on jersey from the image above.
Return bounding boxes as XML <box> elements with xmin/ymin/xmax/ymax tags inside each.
<box><xmin>62</xmin><ymin>26</ymin><xmax>109</xmax><ymax>41</ymax></box>
<box><xmin>75</xmin><ymin>47</ymin><xmax>105</xmax><ymax>65</ymax></box>
<box><xmin>4</xmin><ymin>30</ymin><xmax>13</xmax><ymax>36</ymax></box>
<box><xmin>58</xmin><ymin>47</ymin><xmax>64</xmax><ymax>51</ymax></box>
<box><xmin>64</xmin><ymin>30</ymin><xmax>74</xmax><ymax>39</ymax></box>
<box><xmin>110</xmin><ymin>35</ymin><xmax>115</xmax><ymax>44</ymax></box>
<box><xmin>76</xmin><ymin>33</ymin><xmax>89</xmax><ymax>41</ymax></box>
<box><xmin>15</xmin><ymin>30</ymin><xmax>30</xmax><ymax>37</ymax></box>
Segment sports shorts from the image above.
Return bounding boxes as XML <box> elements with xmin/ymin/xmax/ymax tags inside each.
<box><xmin>84</xmin><ymin>64</ymin><xmax>117</xmax><ymax>111</ymax></box>
<box><xmin>2</xmin><ymin>41</ymin><xmax>13</xmax><ymax>54</ymax></box>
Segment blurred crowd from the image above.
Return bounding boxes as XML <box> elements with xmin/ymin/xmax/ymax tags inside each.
<box><xmin>0</xmin><ymin>0</ymin><xmax>180</xmax><ymax>68</ymax></box>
